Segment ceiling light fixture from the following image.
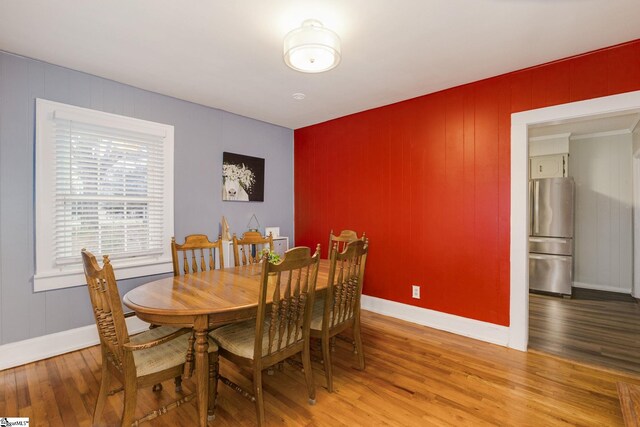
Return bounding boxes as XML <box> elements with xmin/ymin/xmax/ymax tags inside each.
<box><xmin>283</xmin><ymin>19</ymin><xmax>341</xmax><ymax>73</ymax></box>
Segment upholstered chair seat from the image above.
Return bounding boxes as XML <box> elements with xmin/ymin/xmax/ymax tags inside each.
<box><xmin>210</xmin><ymin>320</ymin><xmax>300</xmax><ymax>360</ymax></box>
<box><xmin>131</xmin><ymin>326</ymin><xmax>218</xmax><ymax>377</ymax></box>
<box><xmin>309</xmin><ymin>297</ymin><xmax>334</xmax><ymax>331</ymax></box>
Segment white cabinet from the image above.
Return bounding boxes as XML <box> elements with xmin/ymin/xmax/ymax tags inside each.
<box><xmin>272</xmin><ymin>237</ymin><xmax>289</xmax><ymax>258</ymax></box>
<box><xmin>221</xmin><ymin>241</ymin><xmax>233</xmax><ymax>268</ymax></box>
<box><xmin>221</xmin><ymin>237</ymin><xmax>289</xmax><ymax>268</ymax></box>
<box><xmin>530</xmin><ymin>154</ymin><xmax>568</xmax><ymax>179</ymax></box>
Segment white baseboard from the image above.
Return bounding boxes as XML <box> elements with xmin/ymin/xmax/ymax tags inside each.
<box><xmin>2</xmin><ymin>296</ymin><xmax>514</xmax><ymax>371</ymax></box>
<box><xmin>0</xmin><ymin>316</ymin><xmax>150</xmax><ymax>371</ymax></box>
<box><xmin>573</xmin><ymin>281</ymin><xmax>632</xmax><ymax>294</ymax></box>
<box><xmin>361</xmin><ymin>295</ymin><xmax>510</xmax><ymax>347</ymax></box>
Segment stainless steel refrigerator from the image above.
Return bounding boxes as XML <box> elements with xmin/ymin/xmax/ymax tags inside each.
<box><xmin>529</xmin><ymin>177</ymin><xmax>575</xmax><ymax>295</ymax></box>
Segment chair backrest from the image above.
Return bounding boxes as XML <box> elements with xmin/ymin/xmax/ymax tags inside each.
<box><xmin>328</xmin><ymin>229</ymin><xmax>365</xmax><ymax>257</ymax></box>
<box><xmin>323</xmin><ymin>239</ymin><xmax>368</xmax><ymax>331</ymax></box>
<box><xmin>254</xmin><ymin>245</ymin><xmax>320</xmax><ymax>362</ymax></box>
<box><xmin>232</xmin><ymin>231</ymin><xmax>274</xmax><ymax>267</ymax></box>
<box><xmin>172</xmin><ymin>234</ymin><xmax>224</xmax><ymax>275</ymax></box>
<box><xmin>81</xmin><ymin>249</ymin><xmax>130</xmax><ymax>370</ymax></box>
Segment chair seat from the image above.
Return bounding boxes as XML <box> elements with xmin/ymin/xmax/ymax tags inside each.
<box><xmin>210</xmin><ymin>320</ymin><xmax>298</xmax><ymax>360</ymax></box>
<box><xmin>309</xmin><ymin>298</ymin><xmax>324</xmax><ymax>331</ymax></box>
<box><xmin>131</xmin><ymin>326</ymin><xmax>218</xmax><ymax>377</ymax></box>
<box><xmin>310</xmin><ymin>297</ymin><xmax>340</xmax><ymax>331</ymax></box>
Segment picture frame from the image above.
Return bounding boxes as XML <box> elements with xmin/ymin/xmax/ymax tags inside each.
<box><xmin>222</xmin><ymin>152</ymin><xmax>265</xmax><ymax>202</ymax></box>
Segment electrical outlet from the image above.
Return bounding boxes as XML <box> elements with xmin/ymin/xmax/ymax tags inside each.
<box><xmin>412</xmin><ymin>285</ymin><xmax>420</xmax><ymax>299</ymax></box>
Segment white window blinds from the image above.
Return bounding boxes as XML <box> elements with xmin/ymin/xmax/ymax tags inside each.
<box><xmin>35</xmin><ymin>99</ymin><xmax>174</xmax><ymax>292</ymax></box>
<box><xmin>53</xmin><ymin>118</ymin><xmax>165</xmax><ymax>264</ymax></box>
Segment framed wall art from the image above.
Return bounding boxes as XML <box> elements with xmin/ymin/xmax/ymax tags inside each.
<box><xmin>222</xmin><ymin>152</ymin><xmax>265</xmax><ymax>202</ymax></box>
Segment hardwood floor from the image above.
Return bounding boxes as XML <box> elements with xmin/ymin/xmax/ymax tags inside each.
<box><xmin>529</xmin><ymin>291</ymin><xmax>640</xmax><ymax>375</ymax></box>
<box><xmin>1</xmin><ymin>310</ymin><xmax>639</xmax><ymax>426</ymax></box>
<box><xmin>618</xmin><ymin>382</ymin><xmax>640</xmax><ymax>427</ymax></box>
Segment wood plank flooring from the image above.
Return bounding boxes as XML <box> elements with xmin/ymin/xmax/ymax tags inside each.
<box><xmin>529</xmin><ymin>291</ymin><xmax>640</xmax><ymax>375</ymax></box>
<box><xmin>618</xmin><ymin>382</ymin><xmax>640</xmax><ymax>427</ymax></box>
<box><xmin>1</xmin><ymin>310</ymin><xmax>639</xmax><ymax>426</ymax></box>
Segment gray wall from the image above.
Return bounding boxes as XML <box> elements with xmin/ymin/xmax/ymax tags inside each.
<box><xmin>570</xmin><ymin>133</ymin><xmax>633</xmax><ymax>293</ymax></box>
<box><xmin>0</xmin><ymin>51</ymin><xmax>294</xmax><ymax>345</ymax></box>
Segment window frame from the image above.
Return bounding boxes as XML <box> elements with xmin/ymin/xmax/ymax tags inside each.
<box><xmin>34</xmin><ymin>98</ymin><xmax>174</xmax><ymax>292</ymax></box>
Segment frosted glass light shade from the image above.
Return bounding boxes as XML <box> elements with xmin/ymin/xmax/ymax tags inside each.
<box><xmin>284</xmin><ymin>19</ymin><xmax>341</xmax><ymax>73</ymax></box>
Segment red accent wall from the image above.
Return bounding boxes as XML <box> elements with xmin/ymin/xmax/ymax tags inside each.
<box><xmin>294</xmin><ymin>40</ymin><xmax>640</xmax><ymax>326</ymax></box>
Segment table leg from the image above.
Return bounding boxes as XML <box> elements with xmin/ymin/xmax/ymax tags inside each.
<box><xmin>194</xmin><ymin>316</ymin><xmax>209</xmax><ymax>426</ymax></box>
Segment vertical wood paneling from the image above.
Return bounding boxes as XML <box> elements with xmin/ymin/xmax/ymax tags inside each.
<box><xmin>442</xmin><ymin>88</ymin><xmax>465</xmax><ymax>311</ymax></box>
<box><xmin>294</xmin><ymin>39</ymin><xmax>640</xmax><ymax>326</ymax></box>
<box><xmin>570</xmin><ymin>50</ymin><xmax>610</xmax><ymax>102</ymax></box>
<box><xmin>620</xmin><ymin>143</ymin><xmax>634</xmax><ymax>289</ymax></box>
<box><xmin>473</xmin><ymin>80</ymin><xmax>500</xmax><ymax>322</ymax></box>
<box><xmin>570</xmin><ymin>134</ymin><xmax>633</xmax><ymax>293</ymax></box>
<box><xmin>460</xmin><ymin>86</ymin><xmax>477</xmax><ymax>314</ymax></box>
<box><xmin>606</xmin><ymin>42</ymin><xmax>640</xmax><ymax>95</ymax></box>
<box><xmin>497</xmin><ymin>79</ymin><xmax>511</xmax><ymax>325</ymax></box>
<box><xmin>0</xmin><ymin>51</ymin><xmax>294</xmax><ymax>345</ymax></box>
<box><xmin>530</xmin><ymin>61</ymin><xmax>569</xmax><ymax>108</ymax></box>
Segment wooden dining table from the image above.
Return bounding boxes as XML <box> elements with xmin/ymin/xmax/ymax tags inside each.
<box><xmin>123</xmin><ymin>259</ymin><xmax>330</xmax><ymax>426</ymax></box>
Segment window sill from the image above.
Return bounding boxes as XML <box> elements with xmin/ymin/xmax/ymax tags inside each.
<box><xmin>33</xmin><ymin>257</ymin><xmax>173</xmax><ymax>292</ymax></box>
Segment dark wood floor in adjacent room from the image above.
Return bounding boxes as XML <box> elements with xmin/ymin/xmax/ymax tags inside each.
<box><xmin>529</xmin><ymin>289</ymin><xmax>640</xmax><ymax>375</ymax></box>
<box><xmin>1</xmin><ymin>310</ymin><xmax>639</xmax><ymax>426</ymax></box>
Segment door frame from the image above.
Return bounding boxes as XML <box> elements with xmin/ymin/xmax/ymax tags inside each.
<box><xmin>508</xmin><ymin>90</ymin><xmax>640</xmax><ymax>351</ymax></box>
<box><xmin>634</xmin><ymin>141</ymin><xmax>640</xmax><ymax>298</ymax></box>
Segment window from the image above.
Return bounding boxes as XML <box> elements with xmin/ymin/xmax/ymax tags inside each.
<box><xmin>35</xmin><ymin>99</ymin><xmax>174</xmax><ymax>291</ymax></box>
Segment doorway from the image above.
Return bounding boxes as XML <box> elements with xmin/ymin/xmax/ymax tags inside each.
<box><xmin>526</xmin><ymin>113</ymin><xmax>640</xmax><ymax>372</ymax></box>
<box><xmin>508</xmin><ymin>90</ymin><xmax>640</xmax><ymax>351</ymax></box>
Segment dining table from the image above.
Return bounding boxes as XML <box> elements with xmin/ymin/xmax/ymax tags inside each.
<box><xmin>123</xmin><ymin>258</ymin><xmax>330</xmax><ymax>427</ymax></box>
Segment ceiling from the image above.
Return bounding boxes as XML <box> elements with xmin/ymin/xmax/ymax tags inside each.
<box><xmin>1</xmin><ymin>1</ymin><xmax>640</xmax><ymax>130</ymax></box>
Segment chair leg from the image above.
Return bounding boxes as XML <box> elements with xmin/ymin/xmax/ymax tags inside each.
<box><xmin>302</xmin><ymin>341</ymin><xmax>317</xmax><ymax>404</ymax></box>
<box><xmin>253</xmin><ymin>369</ymin><xmax>265</xmax><ymax>426</ymax></box>
<box><xmin>93</xmin><ymin>353</ymin><xmax>111</xmax><ymax>425</ymax></box>
<box><xmin>208</xmin><ymin>355</ymin><xmax>219</xmax><ymax>421</ymax></box>
<box><xmin>354</xmin><ymin>316</ymin><xmax>365</xmax><ymax>370</ymax></box>
<box><xmin>122</xmin><ymin>376</ymin><xmax>138</xmax><ymax>427</ymax></box>
<box><xmin>174</xmin><ymin>376</ymin><xmax>182</xmax><ymax>393</ymax></box>
<box><xmin>321</xmin><ymin>336</ymin><xmax>334</xmax><ymax>392</ymax></box>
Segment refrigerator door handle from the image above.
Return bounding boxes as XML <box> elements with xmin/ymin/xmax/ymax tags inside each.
<box><xmin>533</xmin><ymin>180</ymin><xmax>540</xmax><ymax>234</ymax></box>
<box><xmin>529</xmin><ymin>254</ymin><xmax>571</xmax><ymax>261</ymax></box>
<box><xmin>529</xmin><ymin>181</ymin><xmax>533</xmax><ymax>235</ymax></box>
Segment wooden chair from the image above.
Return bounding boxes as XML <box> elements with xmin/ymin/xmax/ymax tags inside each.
<box><xmin>81</xmin><ymin>250</ymin><xmax>220</xmax><ymax>426</ymax></box>
<box><xmin>232</xmin><ymin>231</ymin><xmax>274</xmax><ymax>267</ymax></box>
<box><xmin>328</xmin><ymin>229</ymin><xmax>365</xmax><ymax>257</ymax></box>
<box><xmin>172</xmin><ymin>234</ymin><xmax>224</xmax><ymax>275</ymax></box>
<box><xmin>310</xmin><ymin>239</ymin><xmax>368</xmax><ymax>392</ymax></box>
<box><xmin>210</xmin><ymin>246</ymin><xmax>321</xmax><ymax>426</ymax></box>
<box><xmin>170</xmin><ymin>233</ymin><xmax>225</xmax><ymax>388</ymax></box>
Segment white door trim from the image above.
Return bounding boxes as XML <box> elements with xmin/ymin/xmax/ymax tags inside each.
<box><xmin>633</xmin><ymin>144</ymin><xmax>640</xmax><ymax>298</ymax></box>
<box><xmin>509</xmin><ymin>90</ymin><xmax>640</xmax><ymax>351</ymax></box>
